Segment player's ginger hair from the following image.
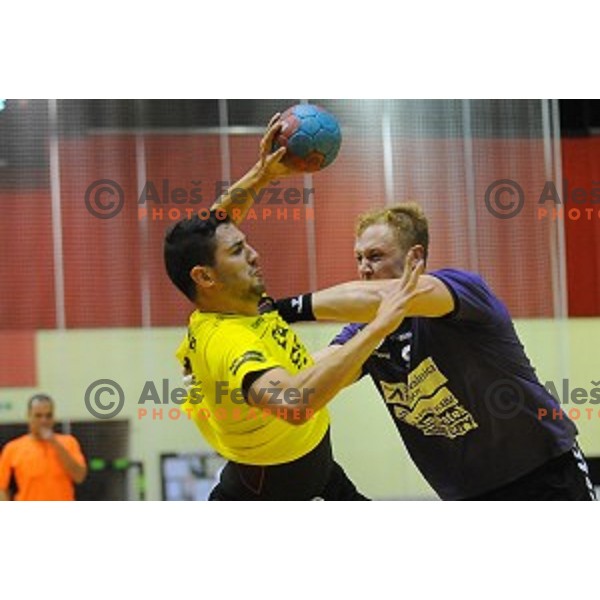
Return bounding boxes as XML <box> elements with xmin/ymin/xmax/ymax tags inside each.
<box><xmin>356</xmin><ymin>202</ymin><xmax>430</xmax><ymax>263</ymax></box>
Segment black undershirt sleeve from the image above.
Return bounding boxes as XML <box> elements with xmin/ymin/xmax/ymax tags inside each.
<box><xmin>273</xmin><ymin>294</ymin><xmax>315</xmax><ymax>323</ymax></box>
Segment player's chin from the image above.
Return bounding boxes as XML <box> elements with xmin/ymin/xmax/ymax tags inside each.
<box><xmin>251</xmin><ymin>281</ymin><xmax>266</xmax><ymax>296</ymax></box>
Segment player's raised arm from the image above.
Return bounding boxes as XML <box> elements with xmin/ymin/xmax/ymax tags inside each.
<box><xmin>311</xmin><ymin>275</ymin><xmax>453</xmax><ymax>322</ymax></box>
<box><xmin>275</xmin><ymin>253</ymin><xmax>454</xmax><ymax>324</ymax></box>
<box><xmin>211</xmin><ymin>114</ymin><xmax>296</xmax><ymax>224</ymax></box>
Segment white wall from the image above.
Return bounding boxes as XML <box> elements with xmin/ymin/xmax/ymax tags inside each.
<box><xmin>1</xmin><ymin>319</ymin><xmax>599</xmax><ymax>500</ymax></box>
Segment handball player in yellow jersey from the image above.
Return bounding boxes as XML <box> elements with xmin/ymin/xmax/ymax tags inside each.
<box><xmin>164</xmin><ymin>116</ymin><xmax>430</xmax><ymax>500</ymax></box>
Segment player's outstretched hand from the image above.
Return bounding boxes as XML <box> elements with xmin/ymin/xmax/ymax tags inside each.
<box><xmin>372</xmin><ymin>256</ymin><xmax>432</xmax><ymax>337</ymax></box>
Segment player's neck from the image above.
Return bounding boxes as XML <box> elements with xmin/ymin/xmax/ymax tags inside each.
<box><xmin>196</xmin><ymin>296</ymin><xmax>258</xmax><ymax>317</ymax></box>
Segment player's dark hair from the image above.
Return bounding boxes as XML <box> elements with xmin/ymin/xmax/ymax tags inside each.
<box><xmin>27</xmin><ymin>393</ymin><xmax>54</xmax><ymax>412</ymax></box>
<box><xmin>164</xmin><ymin>210</ymin><xmax>231</xmax><ymax>302</ymax></box>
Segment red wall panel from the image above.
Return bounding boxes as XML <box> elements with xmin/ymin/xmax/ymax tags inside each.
<box><xmin>0</xmin><ymin>190</ymin><xmax>56</xmax><ymax>329</ymax></box>
<box><xmin>4</xmin><ymin>134</ymin><xmax>595</xmax><ymax>329</ymax></box>
<box><xmin>59</xmin><ymin>136</ymin><xmax>142</xmax><ymax>327</ymax></box>
<box><xmin>0</xmin><ymin>331</ymin><xmax>36</xmax><ymax>387</ymax></box>
<box><xmin>143</xmin><ymin>135</ymin><xmax>224</xmax><ymax>326</ymax></box>
<box><xmin>313</xmin><ymin>136</ymin><xmax>387</xmax><ymax>289</ymax></box>
<box><xmin>561</xmin><ymin>137</ymin><xmax>600</xmax><ymax>316</ymax></box>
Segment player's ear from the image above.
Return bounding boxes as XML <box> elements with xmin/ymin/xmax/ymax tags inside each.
<box><xmin>407</xmin><ymin>245</ymin><xmax>425</xmax><ymax>265</ymax></box>
<box><xmin>190</xmin><ymin>266</ymin><xmax>215</xmax><ymax>289</ymax></box>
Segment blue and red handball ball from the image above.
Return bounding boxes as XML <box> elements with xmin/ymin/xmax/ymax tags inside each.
<box><xmin>273</xmin><ymin>104</ymin><xmax>342</xmax><ymax>172</ymax></box>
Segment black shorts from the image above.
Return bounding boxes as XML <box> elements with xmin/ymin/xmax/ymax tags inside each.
<box><xmin>209</xmin><ymin>429</ymin><xmax>369</xmax><ymax>501</ymax></box>
<box><xmin>466</xmin><ymin>443</ymin><xmax>597</xmax><ymax>501</ymax></box>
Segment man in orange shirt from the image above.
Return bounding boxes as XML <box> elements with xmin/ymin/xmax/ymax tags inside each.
<box><xmin>0</xmin><ymin>394</ymin><xmax>87</xmax><ymax>501</ymax></box>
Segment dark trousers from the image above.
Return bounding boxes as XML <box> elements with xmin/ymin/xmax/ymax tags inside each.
<box><xmin>466</xmin><ymin>444</ymin><xmax>597</xmax><ymax>501</ymax></box>
<box><xmin>209</xmin><ymin>429</ymin><xmax>369</xmax><ymax>501</ymax></box>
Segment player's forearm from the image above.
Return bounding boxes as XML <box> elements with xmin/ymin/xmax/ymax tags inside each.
<box><xmin>0</xmin><ymin>489</ymin><xmax>8</xmax><ymax>501</ymax></box>
<box><xmin>211</xmin><ymin>164</ymin><xmax>270</xmax><ymax>225</ymax></box>
<box><xmin>312</xmin><ymin>280</ymin><xmax>395</xmax><ymax>323</ymax></box>
<box><xmin>310</xmin><ymin>276</ymin><xmax>452</xmax><ymax>322</ymax></box>
<box><xmin>259</xmin><ymin>321</ymin><xmax>391</xmax><ymax>422</ymax></box>
<box><xmin>50</xmin><ymin>440</ymin><xmax>87</xmax><ymax>484</ymax></box>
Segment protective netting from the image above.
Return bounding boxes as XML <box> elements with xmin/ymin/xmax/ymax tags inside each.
<box><xmin>0</xmin><ymin>100</ymin><xmax>564</xmax><ymax>330</ymax></box>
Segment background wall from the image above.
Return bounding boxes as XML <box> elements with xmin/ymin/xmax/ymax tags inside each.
<box><xmin>0</xmin><ymin>99</ymin><xmax>567</xmax><ymax>333</ymax></box>
<box><xmin>0</xmin><ymin>319</ymin><xmax>598</xmax><ymax>500</ymax></box>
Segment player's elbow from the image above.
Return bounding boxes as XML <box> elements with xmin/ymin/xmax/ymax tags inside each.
<box><xmin>278</xmin><ymin>406</ymin><xmax>317</xmax><ymax>426</ymax></box>
<box><xmin>252</xmin><ymin>396</ymin><xmax>316</xmax><ymax>426</ymax></box>
<box><xmin>248</xmin><ymin>372</ymin><xmax>319</xmax><ymax>425</ymax></box>
<box><xmin>282</xmin><ymin>386</ymin><xmax>323</xmax><ymax>425</ymax></box>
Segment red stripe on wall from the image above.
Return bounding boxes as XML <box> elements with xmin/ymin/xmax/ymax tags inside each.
<box><xmin>561</xmin><ymin>138</ymin><xmax>600</xmax><ymax>316</ymax></box>
<box><xmin>0</xmin><ymin>331</ymin><xmax>36</xmax><ymax>387</ymax></box>
<box><xmin>2</xmin><ymin>135</ymin><xmax>589</xmax><ymax>328</ymax></box>
<box><xmin>0</xmin><ymin>189</ymin><xmax>56</xmax><ymax>329</ymax></box>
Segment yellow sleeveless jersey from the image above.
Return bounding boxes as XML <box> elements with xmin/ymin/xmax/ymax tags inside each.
<box><xmin>176</xmin><ymin>309</ymin><xmax>330</xmax><ymax>465</ymax></box>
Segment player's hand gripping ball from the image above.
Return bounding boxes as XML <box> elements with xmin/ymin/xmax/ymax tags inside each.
<box><xmin>273</xmin><ymin>104</ymin><xmax>342</xmax><ymax>172</ymax></box>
